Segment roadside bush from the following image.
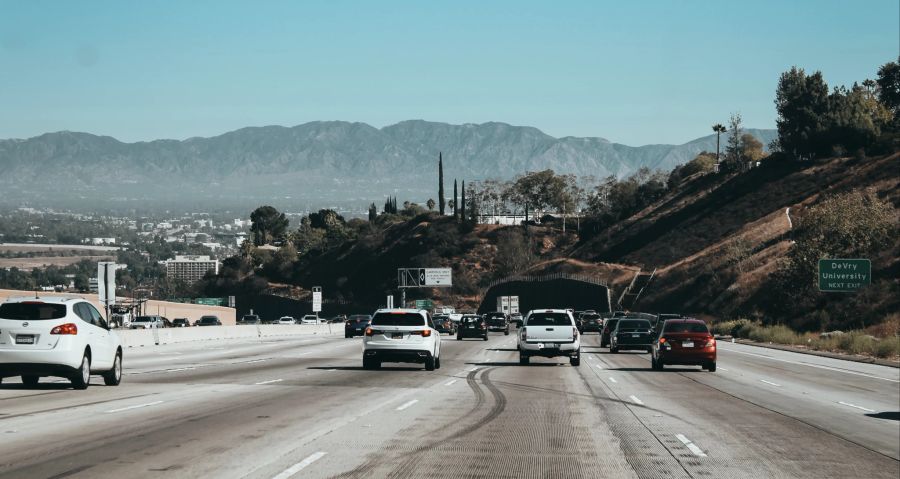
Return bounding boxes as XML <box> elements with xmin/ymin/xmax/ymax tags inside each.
<box><xmin>874</xmin><ymin>337</ymin><xmax>900</xmax><ymax>358</ymax></box>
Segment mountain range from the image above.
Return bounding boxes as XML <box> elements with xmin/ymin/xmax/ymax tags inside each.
<box><xmin>0</xmin><ymin>120</ymin><xmax>776</xmax><ymax>211</ymax></box>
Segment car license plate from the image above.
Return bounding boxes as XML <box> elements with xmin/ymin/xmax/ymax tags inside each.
<box><xmin>391</xmin><ymin>333</ymin><xmax>403</xmax><ymax>339</ymax></box>
<box><xmin>683</xmin><ymin>341</ymin><xmax>694</xmax><ymax>348</ymax></box>
<box><xmin>467</xmin><ymin>325</ymin><xmax>474</xmax><ymax>329</ymax></box>
<box><xmin>631</xmin><ymin>333</ymin><xmax>640</xmax><ymax>338</ymax></box>
<box><xmin>15</xmin><ymin>335</ymin><xmax>34</xmax><ymax>345</ymax></box>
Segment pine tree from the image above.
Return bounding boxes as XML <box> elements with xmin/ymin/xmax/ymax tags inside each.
<box><xmin>368</xmin><ymin>203</ymin><xmax>377</xmax><ymax>222</ymax></box>
<box><xmin>438</xmin><ymin>153</ymin><xmax>446</xmax><ymax>215</ymax></box>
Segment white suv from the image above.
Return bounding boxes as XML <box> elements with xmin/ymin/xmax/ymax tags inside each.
<box><xmin>517</xmin><ymin>309</ymin><xmax>581</xmax><ymax>366</ymax></box>
<box><xmin>0</xmin><ymin>297</ymin><xmax>123</xmax><ymax>389</ymax></box>
<box><xmin>362</xmin><ymin>309</ymin><xmax>441</xmax><ymax>371</ymax></box>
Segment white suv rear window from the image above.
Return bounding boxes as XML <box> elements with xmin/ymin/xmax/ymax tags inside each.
<box><xmin>371</xmin><ymin>313</ymin><xmax>426</xmax><ymax>326</ymax></box>
<box><xmin>0</xmin><ymin>302</ymin><xmax>67</xmax><ymax>320</ymax></box>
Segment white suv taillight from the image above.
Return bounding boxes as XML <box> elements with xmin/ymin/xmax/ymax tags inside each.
<box><xmin>50</xmin><ymin>323</ymin><xmax>78</xmax><ymax>335</ymax></box>
<box><xmin>572</xmin><ymin>327</ymin><xmax>578</xmax><ymax>340</ymax></box>
<box><xmin>521</xmin><ymin>328</ymin><xmax>527</xmax><ymax>341</ymax></box>
<box><xmin>410</xmin><ymin>329</ymin><xmax>432</xmax><ymax>337</ymax></box>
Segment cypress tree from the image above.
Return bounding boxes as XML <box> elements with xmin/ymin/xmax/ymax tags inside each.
<box><xmin>453</xmin><ymin>180</ymin><xmax>458</xmax><ymax>219</ymax></box>
<box><xmin>438</xmin><ymin>153</ymin><xmax>446</xmax><ymax>215</ymax></box>
<box><xmin>460</xmin><ymin>181</ymin><xmax>466</xmax><ymax>223</ymax></box>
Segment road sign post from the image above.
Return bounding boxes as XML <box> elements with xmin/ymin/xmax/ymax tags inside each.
<box><xmin>818</xmin><ymin>259</ymin><xmax>870</xmax><ymax>292</ymax></box>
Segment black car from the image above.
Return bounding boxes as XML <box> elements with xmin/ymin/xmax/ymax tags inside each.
<box><xmin>510</xmin><ymin>312</ymin><xmax>523</xmax><ymax>328</ymax></box>
<box><xmin>345</xmin><ymin>314</ymin><xmax>372</xmax><ymax>338</ymax></box>
<box><xmin>600</xmin><ymin>318</ymin><xmax>619</xmax><ymax>347</ymax></box>
<box><xmin>654</xmin><ymin>313</ymin><xmax>683</xmax><ymax>333</ymax></box>
<box><xmin>579</xmin><ymin>312</ymin><xmax>603</xmax><ymax>333</ymax></box>
<box><xmin>483</xmin><ymin>312</ymin><xmax>510</xmax><ymax>335</ymax></box>
<box><xmin>432</xmin><ymin>314</ymin><xmax>456</xmax><ymax>334</ymax></box>
<box><xmin>238</xmin><ymin>314</ymin><xmax>261</xmax><ymax>325</ymax></box>
<box><xmin>609</xmin><ymin>318</ymin><xmax>655</xmax><ymax>353</ymax></box>
<box><xmin>196</xmin><ymin>315</ymin><xmax>222</xmax><ymax>326</ymax></box>
<box><xmin>457</xmin><ymin>315</ymin><xmax>488</xmax><ymax>341</ymax></box>
<box><xmin>172</xmin><ymin>318</ymin><xmax>191</xmax><ymax>327</ymax></box>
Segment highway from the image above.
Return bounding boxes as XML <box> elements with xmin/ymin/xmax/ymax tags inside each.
<box><xmin>0</xmin><ymin>332</ymin><xmax>897</xmax><ymax>478</ymax></box>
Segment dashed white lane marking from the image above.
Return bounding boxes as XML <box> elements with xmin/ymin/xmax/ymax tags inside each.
<box><xmin>608</xmin><ymin>377</ymin><xmax>618</xmax><ymax>383</ymax></box>
<box><xmin>718</xmin><ymin>367</ymin><xmax>729</xmax><ymax>371</ymax></box>
<box><xmin>239</xmin><ymin>359</ymin><xmax>268</xmax><ymax>364</ymax></box>
<box><xmin>166</xmin><ymin>367</ymin><xmax>195</xmax><ymax>373</ymax></box>
<box><xmin>106</xmin><ymin>401</ymin><xmax>164</xmax><ymax>413</ymax></box>
<box><xmin>271</xmin><ymin>452</ymin><xmax>327</xmax><ymax>479</ymax></box>
<box><xmin>255</xmin><ymin>379</ymin><xmax>284</xmax><ymax>385</ymax></box>
<box><xmin>594</xmin><ymin>364</ymin><xmax>604</xmax><ymax>370</ymax></box>
<box><xmin>326</xmin><ymin>369</ymin><xmax>337</xmax><ymax>372</ymax></box>
<box><xmin>629</xmin><ymin>395</ymin><xmax>644</xmax><ymax>406</ymax></box>
<box><xmin>396</xmin><ymin>399</ymin><xmax>419</xmax><ymax>411</ymax></box>
<box><xmin>838</xmin><ymin>401</ymin><xmax>875</xmax><ymax>413</ymax></box>
<box><xmin>444</xmin><ymin>379</ymin><xmax>458</xmax><ymax>386</ymax></box>
<box><xmin>759</xmin><ymin>379</ymin><xmax>781</xmax><ymax>387</ymax></box>
<box><xmin>676</xmin><ymin>434</ymin><xmax>707</xmax><ymax>457</ymax></box>
<box><xmin>717</xmin><ymin>346</ymin><xmax>899</xmax><ymax>383</ymax></box>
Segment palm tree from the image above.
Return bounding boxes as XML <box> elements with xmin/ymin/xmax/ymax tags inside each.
<box><xmin>712</xmin><ymin>123</ymin><xmax>727</xmax><ymax>163</ymax></box>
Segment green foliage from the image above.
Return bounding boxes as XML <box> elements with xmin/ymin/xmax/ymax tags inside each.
<box><xmin>250</xmin><ymin>205</ymin><xmax>289</xmax><ymax>246</ymax></box>
<box><xmin>711</xmin><ymin>319</ymin><xmax>899</xmax><ymax>358</ymax></box>
<box><xmin>586</xmin><ymin>168</ymin><xmax>667</xmax><ymax>224</ymax></box>
<box><xmin>775</xmin><ymin>67</ymin><xmax>830</xmax><ymax>158</ymax></box>
<box><xmin>667</xmin><ymin>152</ymin><xmax>717</xmax><ymax>187</ymax></box>
<box><xmin>876</xmin><ymin>57</ymin><xmax>900</xmax><ymax>125</ymax></box>
<box><xmin>438</xmin><ymin>153</ymin><xmax>446</xmax><ymax>215</ymax></box>
<box><xmin>510</xmin><ymin>170</ymin><xmax>568</xmax><ymax>216</ymax></box>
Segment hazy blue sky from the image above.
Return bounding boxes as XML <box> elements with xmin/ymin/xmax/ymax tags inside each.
<box><xmin>1</xmin><ymin>0</ymin><xmax>897</xmax><ymax>145</ymax></box>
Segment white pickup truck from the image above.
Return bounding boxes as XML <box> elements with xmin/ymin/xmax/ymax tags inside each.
<box><xmin>517</xmin><ymin>309</ymin><xmax>581</xmax><ymax>366</ymax></box>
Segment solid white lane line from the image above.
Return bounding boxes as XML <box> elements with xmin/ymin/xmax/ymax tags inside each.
<box><xmin>240</xmin><ymin>359</ymin><xmax>268</xmax><ymax>364</ymax></box>
<box><xmin>107</xmin><ymin>401</ymin><xmax>164</xmax><ymax>413</ymax></box>
<box><xmin>396</xmin><ymin>399</ymin><xmax>418</xmax><ymax>411</ymax></box>
<box><xmin>759</xmin><ymin>379</ymin><xmax>781</xmax><ymax>387</ymax></box>
<box><xmin>676</xmin><ymin>434</ymin><xmax>707</xmax><ymax>457</ymax></box>
<box><xmin>271</xmin><ymin>452</ymin><xmax>327</xmax><ymax>479</ymax></box>
<box><xmin>608</xmin><ymin>377</ymin><xmax>618</xmax><ymax>383</ymax></box>
<box><xmin>838</xmin><ymin>401</ymin><xmax>876</xmax><ymax>413</ymax></box>
<box><xmin>326</xmin><ymin>369</ymin><xmax>337</xmax><ymax>372</ymax></box>
<box><xmin>629</xmin><ymin>395</ymin><xmax>644</xmax><ymax>406</ymax></box>
<box><xmin>717</xmin><ymin>346</ymin><xmax>900</xmax><ymax>383</ymax></box>
<box><xmin>444</xmin><ymin>379</ymin><xmax>458</xmax><ymax>386</ymax></box>
<box><xmin>255</xmin><ymin>379</ymin><xmax>284</xmax><ymax>385</ymax></box>
<box><xmin>166</xmin><ymin>367</ymin><xmax>195</xmax><ymax>372</ymax></box>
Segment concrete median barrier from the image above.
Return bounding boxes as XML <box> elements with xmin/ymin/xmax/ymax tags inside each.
<box><xmin>117</xmin><ymin>324</ymin><xmax>341</xmax><ymax>348</ymax></box>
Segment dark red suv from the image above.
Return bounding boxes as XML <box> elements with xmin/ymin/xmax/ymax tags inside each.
<box><xmin>651</xmin><ymin>319</ymin><xmax>716</xmax><ymax>371</ymax></box>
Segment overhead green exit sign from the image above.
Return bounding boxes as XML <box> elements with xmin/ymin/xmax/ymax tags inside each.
<box><xmin>818</xmin><ymin>259</ymin><xmax>871</xmax><ymax>292</ymax></box>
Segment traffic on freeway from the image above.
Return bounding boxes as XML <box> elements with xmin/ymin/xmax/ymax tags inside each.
<box><xmin>0</xmin><ymin>302</ymin><xmax>897</xmax><ymax>479</ymax></box>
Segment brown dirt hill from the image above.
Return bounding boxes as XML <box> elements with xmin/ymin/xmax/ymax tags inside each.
<box><xmin>567</xmin><ymin>153</ymin><xmax>899</xmax><ymax>319</ymax></box>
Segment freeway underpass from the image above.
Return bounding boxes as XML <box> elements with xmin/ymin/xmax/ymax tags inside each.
<box><xmin>0</xmin><ymin>328</ymin><xmax>896</xmax><ymax>478</ymax></box>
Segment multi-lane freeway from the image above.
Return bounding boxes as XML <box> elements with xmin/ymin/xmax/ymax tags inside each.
<box><xmin>0</xmin><ymin>332</ymin><xmax>897</xmax><ymax>478</ymax></box>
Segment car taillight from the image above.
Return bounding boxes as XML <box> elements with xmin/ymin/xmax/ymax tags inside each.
<box><xmin>51</xmin><ymin>323</ymin><xmax>78</xmax><ymax>335</ymax></box>
<box><xmin>521</xmin><ymin>328</ymin><xmax>527</xmax><ymax>340</ymax></box>
<box><xmin>659</xmin><ymin>337</ymin><xmax>666</xmax><ymax>343</ymax></box>
<box><xmin>410</xmin><ymin>329</ymin><xmax>432</xmax><ymax>337</ymax></box>
<box><xmin>365</xmin><ymin>327</ymin><xmax>375</xmax><ymax>336</ymax></box>
<box><xmin>708</xmin><ymin>337</ymin><xmax>716</xmax><ymax>349</ymax></box>
<box><xmin>481</xmin><ymin>322</ymin><xmax>486</xmax><ymax>328</ymax></box>
<box><xmin>572</xmin><ymin>327</ymin><xmax>578</xmax><ymax>339</ymax></box>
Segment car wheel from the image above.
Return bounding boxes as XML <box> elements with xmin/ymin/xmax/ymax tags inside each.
<box><xmin>657</xmin><ymin>359</ymin><xmax>665</xmax><ymax>370</ymax></box>
<box><xmin>504</xmin><ymin>328</ymin><xmax>510</xmax><ymax>336</ymax></box>
<box><xmin>456</xmin><ymin>335</ymin><xmax>462</xmax><ymax>341</ymax></box>
<box><xmin>519</xmin><ymin>353</ymin><xmax>530</xmax><ymax>365</ymax></box>
<box><xmin>345</xmin><ymin>333</ymin><xmax>351</xmax><ymax>338</ymax></box>
<box><xmin>435</xmin><ymin>356</ymin><xmax>441</xmax><ymax>369</ymax></box>
<box><xmin>570</xmin><ymin>352</ymin><xmax>581</xmax><ymax>367</ymax></box>
<box><xmin>610</xmin><ymin>345</ymin><xmax>619</xmax><ymax>354</ymax></box>
<box><xmin>651</xmin><ymin>356</ymin><xmax>662</xmax><ymax>371</ymax></box>
<box><xmin>483</xmin><ymin>334</ymin><xmax>488</xmax><ymax>341</ymax></box>
<box><xmin>70</xmin><ymin>353</ymin><xmax>91</xmax><ymax>390</ymax></box>
<box><xmin>707</xmin><ymin>362</ymin><xmax>716</xmax><ymax>372</ymax></box>
<box><xmin>103</xmin><ymin>351</ymin><xmax>122</xmax><ymax>386</ymax></box>
<box><xmin>22</xmin><ymin>375</ymin><xmax>39</xmax><ymax>386</ymax></box>
<box><xmin>425</xmin><ymin>356</ymin><xmax>436</xmax><ymax>371</ymax></box>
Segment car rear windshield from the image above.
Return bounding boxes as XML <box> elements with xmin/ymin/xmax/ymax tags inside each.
<box><xmin>349</xmin><ymin>315</ymin><xmax>371</xmax><ymax>321</ymax></box>
<box><xmin>526</xmin><ymin>313</ymin><xmax>572</xmax><ymax>326</ymax></box>
<box><xmin>486</xmin><ymin>313</ymin><xmax>505</xmax><ymax>318</ymax></box>
<box><xmin>617</xmin><ymin>319</ymin><xmax>651</xmax><ymax>330</ymax></box>
<box><xmin>664</xmin><ymin>322</ymin><xmax>710</xmax><ymax>333</ymax></box>
<box><xmin>582</xmin><ymin>314</ymin><xmax>601</xmax><ymax>320</ymax></box>
<box><xmin>461</xmin><ymin>316</ymin><xmax>481</xmax><ymax>323</ymax></box>
<box><xmin>134</xmin><ymin>316</ymin><xmax>154</xmax><ymax>322</ymax></box>
<box><xmin>0</xmin><ymin>302</ymin><xmax>67</xmax><ymax>320</ymax></box>
<box><xmin>371</xmin><ymin>312</ymin><xmax>426</xmax><ymax>326</ymax></box>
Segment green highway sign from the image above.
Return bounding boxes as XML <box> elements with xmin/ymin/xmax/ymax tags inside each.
<box><xmin>818</xmin><ymin>259</ymin><xmax>870</xmax><ymax>292</ymax></box>
<box><xmin>415</xmin><ymin>299</ymin><xmax>434</xmax><ymax>311</ymax></box>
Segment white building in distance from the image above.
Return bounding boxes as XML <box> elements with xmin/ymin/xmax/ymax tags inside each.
<box><xmin>165</xmin><ymin>255</ymin><xmax>220</xmax><ymax>283</ymax></box>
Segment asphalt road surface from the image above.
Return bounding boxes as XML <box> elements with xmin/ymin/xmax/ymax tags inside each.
<box><xmin>0</xmin><ymin>332</ymin><xmax>897</xmax><ymax>478</ymax></box>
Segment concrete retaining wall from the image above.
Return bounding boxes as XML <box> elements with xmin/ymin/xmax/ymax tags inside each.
<box><xmin>117</xmin><ymin>324</ymin><xmax>341</xmax><ymax>348</ymax></box>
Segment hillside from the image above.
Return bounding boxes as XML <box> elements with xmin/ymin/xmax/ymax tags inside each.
<box><xmin>0</xmin><ymin>121</ymin><xmax>775</xmax><ymax>209</ymax></box>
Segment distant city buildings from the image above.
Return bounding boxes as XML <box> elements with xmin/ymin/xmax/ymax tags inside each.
<box><xmin>85</xmin><ymin>237</ymin><xmax>117</xmax><ymax>245</ymax></box>
<box><xmin>165</xmin><ymin>255</ymin><xmax>220</xmax><ymax>283</ymax></box>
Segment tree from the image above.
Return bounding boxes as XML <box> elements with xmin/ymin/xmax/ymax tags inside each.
<box><xmin>308</xmin><ymin>209</ymin><xmax>345</xmax><ymax>230</ymax></box>
<box><xmin>510</xmin><ymin>170</ymin><xmax>568</xmax><ymax>218</ymax></box>
<box><xmin>460</xmin><ymin>180</ymin><xmax>466</xmax><ymax>223</ymax></box>
<box><xmin>711</xmin><ymin>123</ymin><xmax>727</xmax><ymax>162</ymax></box>
<box><xmin>740</xmin><ymin>133</ymin><xmax>765</xmax><ymax>166</ymax></box>
<box><xmin>368</xmin><ymin>203</ymin><xmax>377</xmax><ymax>222</ymax></box>
<box><xmin>876</xmin><ymin>57</ymin><xmax>900</xmax><ymax>125</ymax></box>
<box><xmin>453</xmin><ymin>180</ymin><xmax>459</xmax><ymax>219</ymax></box>
<box><xmin>250</xmin><ymin>206</ymin><xmax>289</xmax><ymax>246</ymax></box>
<box><xmin>825</xmin><ymin>83</ymin><xmax>887</xmax><ymax>153</ymax></box>
<box><xmin>427</xmin><ymin>198</ymin><xmax>436</xmax><ymax>211</ymax></box>
<box><xmin>775</xmin><ymin>67</ymin><xmax>830</xmax><ymax>158</ymax></box>
<box><xmin>438</xmin><ymin>153</ymin><xmax>446</xmax><ymax>215</ymax></box>
<box><xmin>724</xmin><ymin>112</ymin><xmax>744</xmax><ymax>169</ymax></box>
